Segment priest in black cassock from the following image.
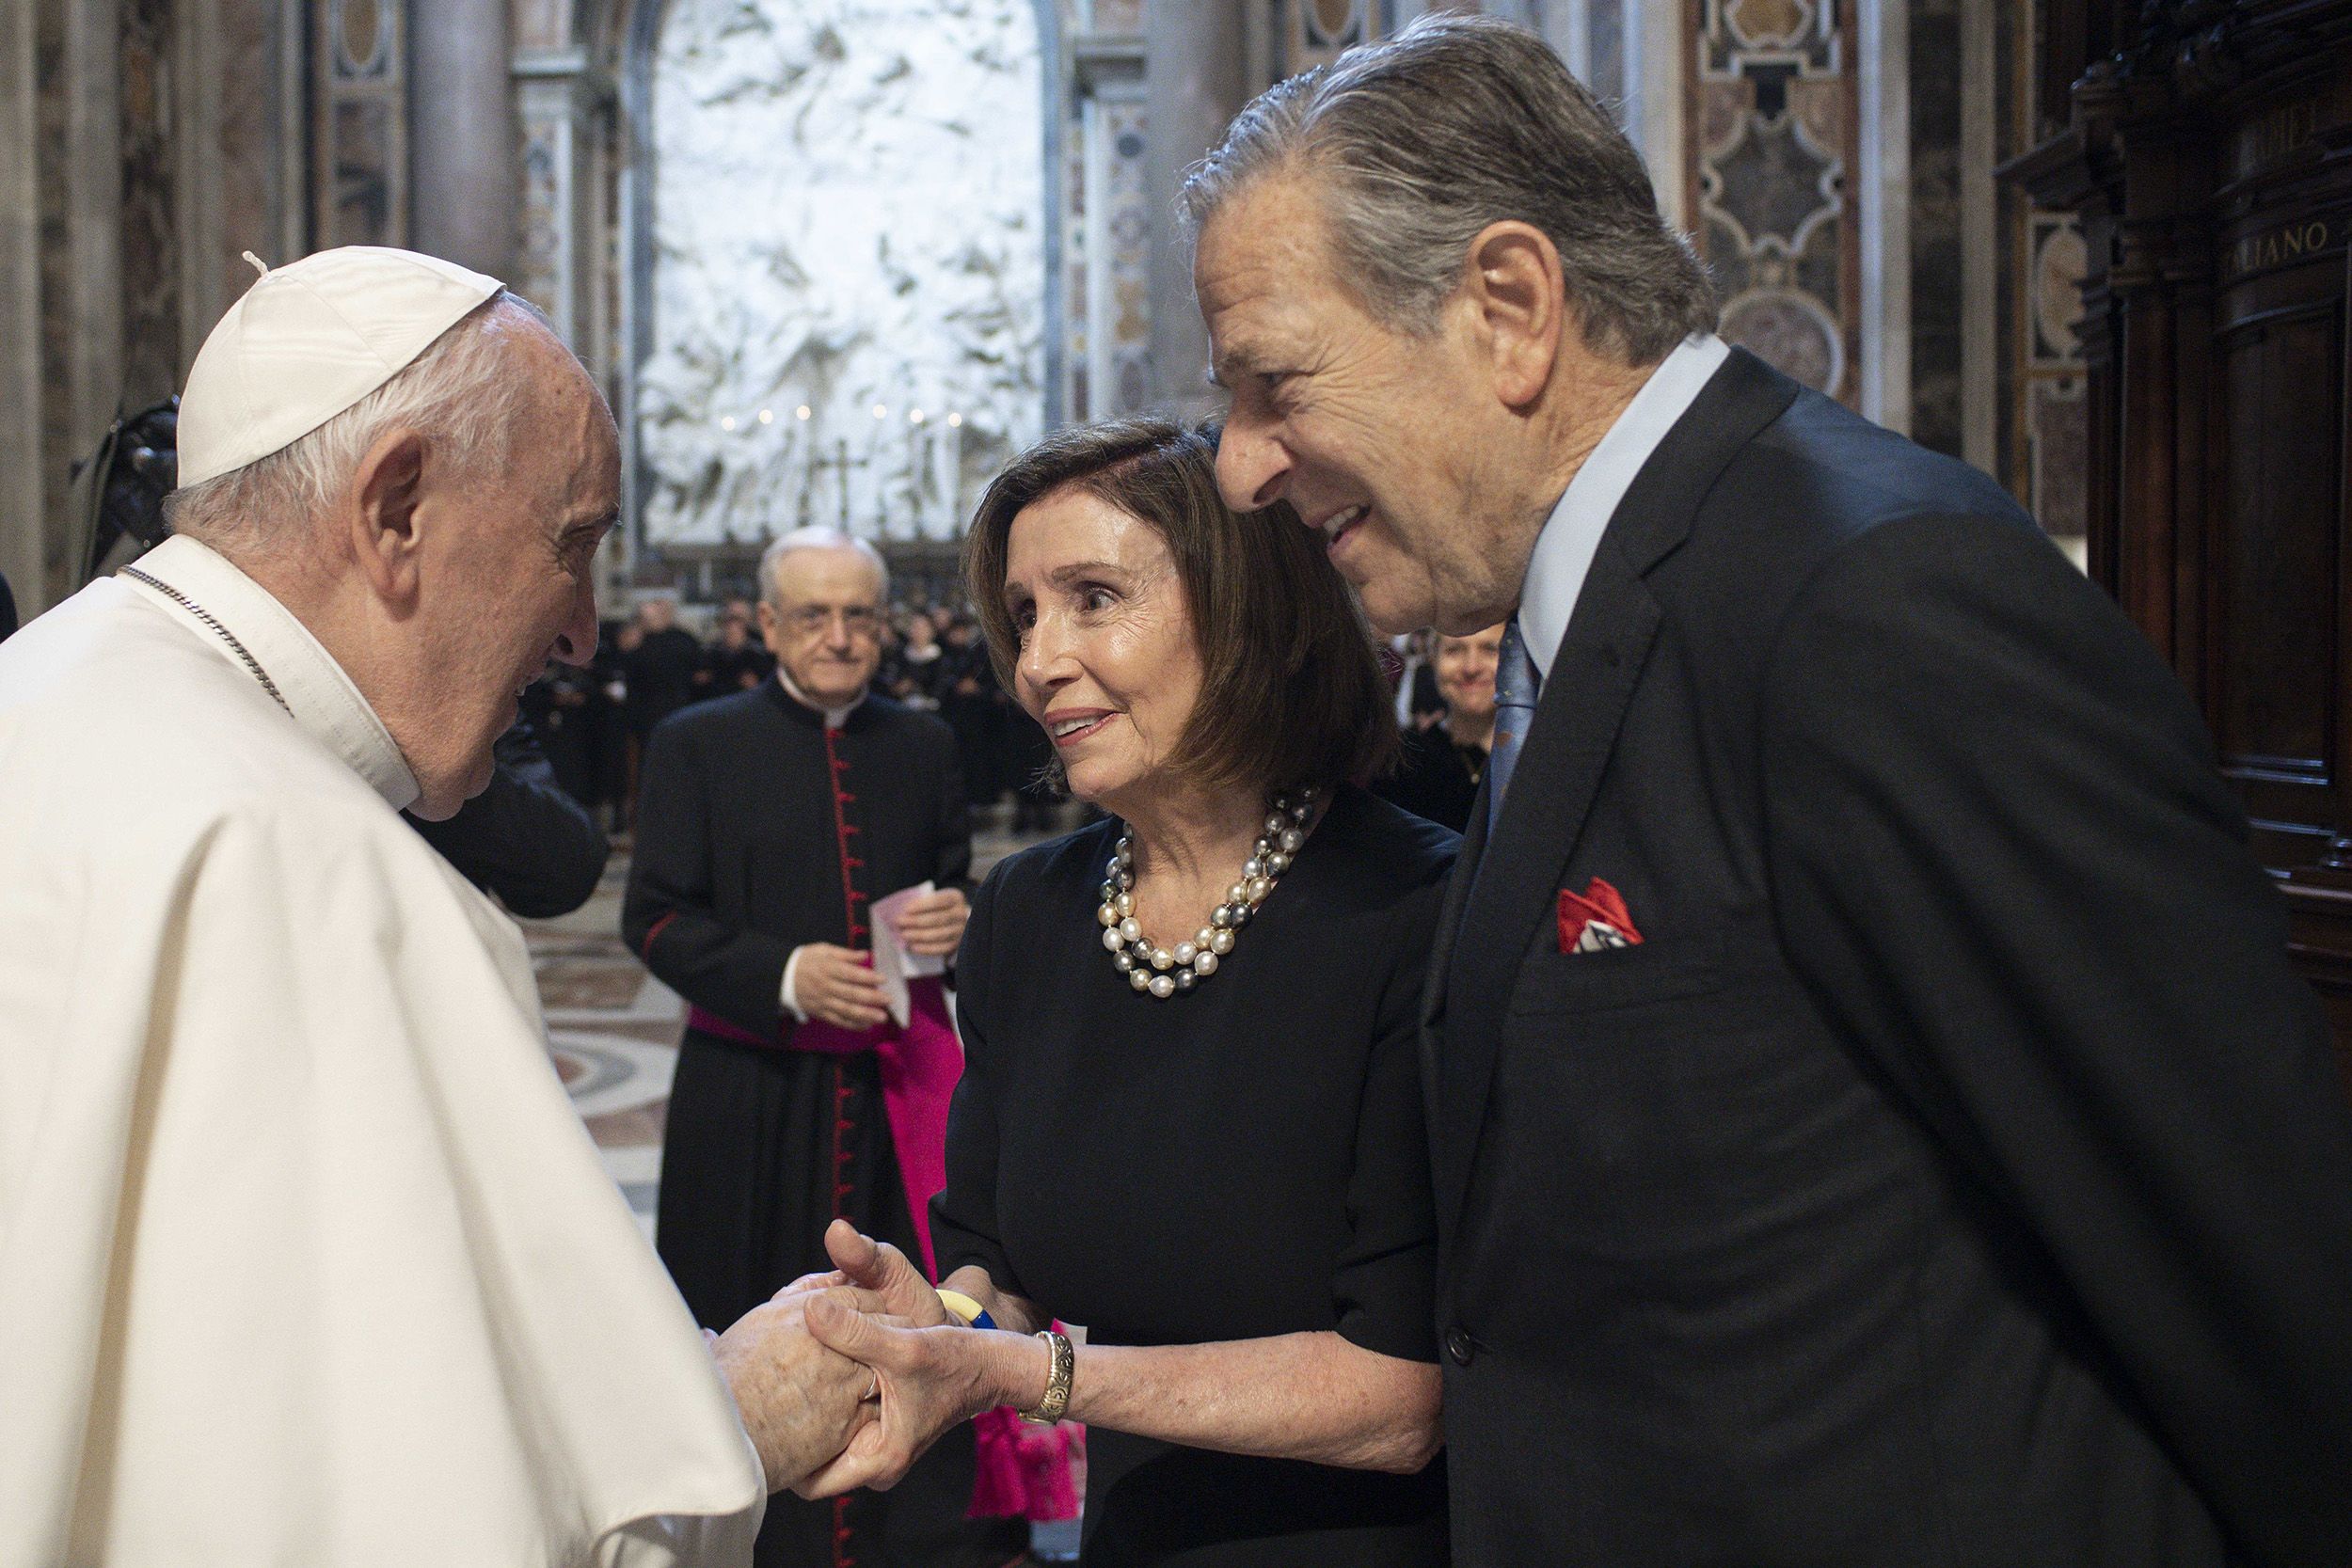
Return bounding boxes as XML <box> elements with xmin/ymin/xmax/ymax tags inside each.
<box><xmin>623</xmin><ymin>530</ymin><xmax>1022</xmax><ymax>1568</ymax></box>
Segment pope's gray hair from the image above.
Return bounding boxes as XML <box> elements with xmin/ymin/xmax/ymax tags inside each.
<box><xmin>757</xmin><ymin>527</ymin><xmax>889</xmax><ymax>610</ymax></box>
<box><xmin>1180</xmin><ymin>13</ymin><xmax>1715</xmax><ymax>365</ymax></box>
<box><xmin>163</xmin><ymin>290</ymin><xmax>553</xmax><ymax>560</ymax></box>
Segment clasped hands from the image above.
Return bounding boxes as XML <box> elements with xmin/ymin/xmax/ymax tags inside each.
<box><xmin>713</xmin><ymin>1218</ymin><xmax>1045</xmax><ymax>1497</ymax></box>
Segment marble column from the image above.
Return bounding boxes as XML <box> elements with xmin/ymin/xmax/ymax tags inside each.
<box><xmin>1143</xmin><ymin>0</ymin><xmax>1248</xmax><ymax>417</ymax></box>
<box><xmin>175</xmin><ymin>0</ymin><xmax>302</xmax><ymax>365</ymax></box>
<box><xmin>1859</xmin><ymin>0</ymin><xmax>1911</xmax><ymax>433</ymax></box>
<box><xmin>412</xmin><ymin>0</ymin><xmax>518</xmax><ymax>279</ymax></box>
<box><xmin>0</xmin><ymin>0</ymin><xmax>44</xmax><ymax>616</ymax></box>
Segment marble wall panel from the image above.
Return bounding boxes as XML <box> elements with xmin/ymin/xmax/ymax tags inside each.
<box><xmin>1</xmin><ymin>0</ymin><xmax>52</xmax><ymax>613</ymax></box>
<box><xmin>203</xmin><ymin>0</ymin><xmax>293</xmax><ymax>343</ymax></box>
<box><xmin>1905</xmin><ymin>0</ymin><xmax>1960</xmax><ymax>454</ymax></box>
<box><xmin>513</xmin><ymin>0</ymin><xmax>571</xmax><ymax>52</ymax></box>
<box><xmin>1587</xmin><ymin>0</ymin><xmax>1625</xmax><ymax>108</ymax></box>
<box><xmin>639</xmin><ymin>0</ymin><xmax>1047</xmax><ymax>546</ymax></box>
<box><xmin>1994</xmin><ymin>0</ymin><xmax>2085</xmax><ymax>542</ymax></box>
<box><xmin>1690</xmin><ymin>0</ymin><xmax>1860</xmax><ymax>405</ymax></box>
<box><xmin>36</xmin><ymin>0</ymin><xmax>79</xmax><ymax>594</ymax></box>
<box><xmin>1083</xmin><ymin>88</ymin><xmax>1149</xmax><ymax>417</ymax></box>
<box><xmin>1088</xmin><ymin>0</ymin><xmax>1140</xmax><ymax>33</ymax></box>
<box><xmin>516</xmin><ymin>99</ymin><xmax>568</xmax><ymax>320</ymax></box>
<box><xmin>312</xmin><ymin>0</ymin><xmax>407</xmax><ymax>247</ymax></box>
<box><xmin>119</xmin><ymin>0</ymin><xmax>179</xmax><ymax>409</ymax></box>
<box><xmin>1061</xmin><ymin>84</ymin><xmax>1089</xmax><ymax>419</ymax></box>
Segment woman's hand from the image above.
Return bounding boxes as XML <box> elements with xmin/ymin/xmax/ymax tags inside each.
<box><xmin>789</xmin><ymin>1298</ymin><xmax>1049</xmax><ymax>1498</ymax></box>
<box><xmin>773</xmin><ymin>1221</ymin><xmax>949</xmax><ymax>1327</ymax></box>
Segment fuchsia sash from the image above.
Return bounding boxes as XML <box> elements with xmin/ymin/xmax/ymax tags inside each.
<box><xmin>685</xmin><ymin>978</ymin><xmax>1076</xmax><ymax>1521</ymax></box>
<box><xmin>686</xmin><ymin>976</ymin><xmax>958</xmax><ymax>1275</ymax></box>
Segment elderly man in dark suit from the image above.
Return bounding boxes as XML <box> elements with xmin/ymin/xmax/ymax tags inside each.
<box><xmin>1187</xmin><ymin>16</ymin><xmax>2352</xmax><ymax>1568</ymax></box>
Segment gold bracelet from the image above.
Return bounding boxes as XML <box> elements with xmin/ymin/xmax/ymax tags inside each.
<box><xmin>1019</xmin><ymin>1328</ymin><xmax>1073</xmax><ymax>1423</ymax></box>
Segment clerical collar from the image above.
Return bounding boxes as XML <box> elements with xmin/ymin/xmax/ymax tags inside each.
<box><xmin>773</xmin><ymin>665</ymin><xmax>866</xmax><ymax>728</ymax></box>
<box><xmin>119</xmin><ymin>535</ymin><xmax>421</xmax><ymax>811</ymax></box>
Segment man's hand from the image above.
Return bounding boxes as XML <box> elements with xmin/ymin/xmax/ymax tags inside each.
<box><xmin>794</xmin><ymin>943</ymin><xmax>888</xmax><ymax>1031</ymax></box>
<box><xmin>710</xmin><ymin>1294</ymin><xmax>877</xmax><ymax>1495</ymax></box>
<box><xmin>889</xmin><ymin>888</ymin><xmax>969</xmax><ymax>958</ymax></box>
<box><xmin>790</xmin><ymin>1293</ymin><xmax>1048</xmax><ymax>1498</ymax></box>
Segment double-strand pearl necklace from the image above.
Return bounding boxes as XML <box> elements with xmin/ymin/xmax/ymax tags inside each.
<box><xmin>1098</xmin><ymin>786</ymin><xmax>1317</xmax><ymax>1000</ymax></box>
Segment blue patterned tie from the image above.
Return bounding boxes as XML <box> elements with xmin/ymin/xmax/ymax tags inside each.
<box><xmin>1486</xmin><ymin>617</ymin><xmax>1540</xmax><ymax>835</ymax></box>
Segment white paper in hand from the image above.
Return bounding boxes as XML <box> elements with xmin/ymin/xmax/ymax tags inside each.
<box><xmin>870</xmin><ymin>880</ymin><xmax>949</xmax><ymax>1028</ymax></box>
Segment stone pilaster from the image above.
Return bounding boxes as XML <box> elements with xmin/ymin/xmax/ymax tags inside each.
<box><xmin>1142</xmin><ymin>0</ymin><xmax>1247</xmax><ymax>418</ymax></box>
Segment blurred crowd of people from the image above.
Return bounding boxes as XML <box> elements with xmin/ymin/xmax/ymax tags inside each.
<box><xmin>527</xmin><ymin>589</ymin><xmax>1059</xmax><ymax>832</ymax></box>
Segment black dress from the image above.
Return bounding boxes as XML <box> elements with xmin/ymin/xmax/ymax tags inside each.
<box><xmin>932</xmin><ymin>786</ymin><xmax>1458</xmax><ymax>1567</ymax></box>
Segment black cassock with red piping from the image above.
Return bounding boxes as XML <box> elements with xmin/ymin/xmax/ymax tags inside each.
<box><xmin>624</xmin><ymin>679</ymin><xmax>1019</xmax><ymax>1568</ymax></box>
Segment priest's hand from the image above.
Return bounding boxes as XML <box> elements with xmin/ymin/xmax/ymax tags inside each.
<box><xmin>889</xmin><ymin>887</ymin><xmax>970</xmax><ymax>958</ymax></box>
<box><xmin>794</xmin><ymin>943</ymin><xmax>890</xmax><ymax>1031</ymax></box>
<box><xmin>790</xmin><ymin>1294</ymin><xmax>1048</xmax><ymax>1498</ymax></box>
<box><xmin>711</xmin><ymin>1293</ymin><xmax>879</xmax><ymax>1495</ymax></box>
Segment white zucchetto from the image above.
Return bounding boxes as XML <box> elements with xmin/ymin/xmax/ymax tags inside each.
<box><xmin>175</xmin><ymin>245</ymin><xmax>502</xmax><ymax>489</ymax></box>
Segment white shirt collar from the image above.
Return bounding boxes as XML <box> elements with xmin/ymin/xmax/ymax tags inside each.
<box><xmin>774</xmin><ymin>665</ymin><xmax>866</xmax><ymax>729</ymax></box>
<box><xmin>123</xmin><ymin>534</ymin><xmax>421</xmax><ymax>811</ymax></box>
<box><xmin>1518</xmin><ymin>333</ymin><xmax>1733</xmax><ymax>680</ymax></box>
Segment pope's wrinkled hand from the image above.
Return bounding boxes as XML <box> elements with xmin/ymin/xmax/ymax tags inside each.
<box><xmin>788</xmin><ymin>1293</ymin><xmax>1047</xmax><ymax>1499</ymax></box>
<box><xmin>710</xmin><ymin>1292</ymin><xmax>879</xmax><ymax>1494</ymax></box>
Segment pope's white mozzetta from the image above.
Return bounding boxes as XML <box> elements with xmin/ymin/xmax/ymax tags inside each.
<box><xmin>0</xmin><ymin>534</ymin><xmax>766</xmax><ymax>1564</ymax></box>
<box><xmin>0</xmin><ymin>230</ymin><xmax>791</xmax><ymax>1565</ymax></box>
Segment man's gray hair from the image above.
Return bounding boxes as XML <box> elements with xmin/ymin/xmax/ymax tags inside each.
<box><xmin>757</xmin><ymin>528</ymin><xmax>889</xmax><ymax>609</ymax></box>
<box><xmin>1180</xmin><ymin>13</ymin><xmax>1715</xmax><ymax>365</ymax></box>
<box><xmin>163</xmin><ymin>291</ymin><xmax>552</xmax><ymax>559</ymax></box>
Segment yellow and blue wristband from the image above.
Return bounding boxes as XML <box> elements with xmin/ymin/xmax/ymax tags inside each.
<box><xmin>936</xmin><ymin>1288</ymin><xmax>994</xmax><ymax>1330</ymax></box>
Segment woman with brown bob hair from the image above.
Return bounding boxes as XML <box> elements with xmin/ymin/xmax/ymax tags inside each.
<box><xmin>793</xmin><ymin>420</ymin><xmax>1457</xmax><ymax>1565</ymax></box>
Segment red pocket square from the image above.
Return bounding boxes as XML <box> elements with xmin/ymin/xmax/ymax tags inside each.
<box><xmin>1559</xmin><ymin>878</ymin><xmax>1643</xmax><ymax>954</ymax></box>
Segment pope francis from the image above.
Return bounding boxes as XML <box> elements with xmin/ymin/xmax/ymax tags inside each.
<box><xmin>0</xmin><ymin>248</ymin><xmax>871</xmax><ymax>1565</ymax></box>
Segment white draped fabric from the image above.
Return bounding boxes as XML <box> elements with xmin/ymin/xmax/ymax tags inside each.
<box><xmin>0</xmin><ymin>536</ymin><xmax>763</xmax><ymax>1565</ymax></box>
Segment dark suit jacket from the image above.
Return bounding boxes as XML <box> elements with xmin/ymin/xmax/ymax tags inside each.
<box><xmin>1425</xmin><ymin>348</ymin><xmax>2352</xmax><ymax>1567</ymax></box>
<box><xmin>406</xmin><ymin>718</ymin><xmax>608</xmax><ymax>918</ymax></box>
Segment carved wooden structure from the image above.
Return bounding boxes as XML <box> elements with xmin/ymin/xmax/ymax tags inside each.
<box><xmin>2012</xmin><ymin>0</ymin><xmax>2352</xmax><ymax>1091</ymax></box>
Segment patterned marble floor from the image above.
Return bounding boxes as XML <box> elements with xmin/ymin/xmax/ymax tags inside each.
<box><xmin>528</xmin><ymin>866</ymin><xmax>683</xmax><ymax>1239</ymax></box>
<box><xmin>525</xmin><ymin>811</ymin><xmax>1059</xmax><ymax>1236</ymax></box>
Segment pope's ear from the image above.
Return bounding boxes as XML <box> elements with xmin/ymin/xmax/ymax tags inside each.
<box><xmin>347</xmin><ymin>427</ymin><xmax>428</xmax><ymax>604</ymax></box>
<box><xmin>1465</xmin><ymin>220</ymin><xmax>1566</xmax><ymax>410</ymax></box>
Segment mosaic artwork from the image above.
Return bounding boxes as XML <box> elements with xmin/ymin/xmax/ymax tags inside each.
<box><xmin>1689</xmin><ymin>0</ymin><xmax>1857</xmax><ymax>404</ymax></box>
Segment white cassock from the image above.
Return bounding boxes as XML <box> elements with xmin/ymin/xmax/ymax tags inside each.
<box><xmin>0</xmin><ymin>535</ymin><xmax>766</xmax><ymax>1565</ymax></box>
